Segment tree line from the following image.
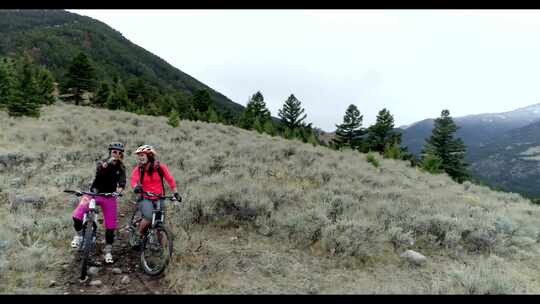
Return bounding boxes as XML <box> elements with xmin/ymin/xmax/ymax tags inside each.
<box><xmin>0</xmin><ymin>51</ymin><xmax>470</xmax><ymax>183</ymax></box>
<box><xmin>330</xmin><ymin>103</ymin><xmax>469</xmax><ymax>183</ymax></box>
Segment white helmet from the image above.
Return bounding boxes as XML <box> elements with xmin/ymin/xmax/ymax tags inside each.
<box><xmin>133</xmin><ymin>144</ymin><xmax>157</xmax><ymax>156</ymax></box>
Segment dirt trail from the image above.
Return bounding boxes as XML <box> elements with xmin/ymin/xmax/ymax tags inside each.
<box><xmin>55</xmin><ymin>203</ymin><xmax>169</xmax><ymax>295</ymax></box>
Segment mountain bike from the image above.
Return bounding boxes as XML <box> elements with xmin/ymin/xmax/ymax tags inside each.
<box><xmin>127</xmin><ymin>191</ymin><xmax>177</xmax><ymax>276</ymax></box>
<box><xmin>64</xmin><ymin>190</ymin><xmax>122</xmax><ymax>281</ymax></box>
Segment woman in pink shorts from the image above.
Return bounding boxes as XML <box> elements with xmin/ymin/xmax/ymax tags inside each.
<box><xmin>71</xmin><ymin>142</ymin><xmax>126</xmax><ymax>264</ymax></box>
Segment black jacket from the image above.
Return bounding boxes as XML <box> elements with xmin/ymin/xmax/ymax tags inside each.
<box><xmin>90</xmin><ymin>159</ymin><xmax>126</xmax><ymax>193</ymax></box>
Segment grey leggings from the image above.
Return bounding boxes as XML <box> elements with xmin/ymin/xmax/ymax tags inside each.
<box><xmin>138</xmin><ymin>199</ymin><xmax>166</xmax><ymax>222</ymax></box>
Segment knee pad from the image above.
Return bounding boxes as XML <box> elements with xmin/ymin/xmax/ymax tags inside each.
<box><xmin>105</xmin><ymin>229</ymin><xmax>115</xmax><ymax>244</ymax></box>
<box><xmin>73</xmin><ymin>217</ymin><xmax>83</xmax><ymax>231</ymax></box>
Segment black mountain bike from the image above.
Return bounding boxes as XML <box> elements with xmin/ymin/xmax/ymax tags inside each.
<box><xmin>64</xmin><ymin>190</ymin><xmax>121</xmax><ymax>281</ymax></box>
<box><xmin>127</xmin><ymin>191</ymin><xmax>177</xmax><ymax>276</ymax></box>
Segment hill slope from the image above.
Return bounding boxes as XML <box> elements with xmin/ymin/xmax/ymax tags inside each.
<box><xmin>469</xmin><ymin>120</ymin><xmax>540</xmax><ymax>196</ymax></box>
<box><xmin>2</xmin><ymin>104</ymin><xmax>540</xmax><ymax>294</ymax></box>
<box><xmin>0</xmin><ymin>9</ymin><xmax>244</xmax><ymax>115</ymax></box>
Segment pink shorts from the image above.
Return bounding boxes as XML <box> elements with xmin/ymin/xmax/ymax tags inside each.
<box><xmin>72</xmin><ymin>195</ymin><xmax>118</xmax><ymax>230</ymax></box>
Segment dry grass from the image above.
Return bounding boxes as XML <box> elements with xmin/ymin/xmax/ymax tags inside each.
<box><xmin>2</xmin><ymin>102</ymin><xmax>540</xmax><ymax>293</ymax></box>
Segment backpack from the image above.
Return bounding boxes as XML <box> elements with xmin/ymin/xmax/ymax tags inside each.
<box><xmin>139</xmin><ymin>160</ymin><xmax>165</xmax><ymax>195</ymax></box>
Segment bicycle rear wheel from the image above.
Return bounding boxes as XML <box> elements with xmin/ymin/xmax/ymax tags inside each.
<box><xmin>80</xmin><ymin>219</ymin><xmax>95</xmax><ymax>281</ymax></box>
<box><xmin>140</xmin><ymin>225</ymin><xmax>173</xmax><ymax>276</ymax></box>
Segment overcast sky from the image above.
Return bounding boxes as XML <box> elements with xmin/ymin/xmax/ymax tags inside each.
<box><xmin>70</xmin><ymin>9</ymin><xmax>540</xmax><ymax>131</ymax></box>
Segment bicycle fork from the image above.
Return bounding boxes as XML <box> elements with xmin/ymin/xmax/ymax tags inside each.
<box><xmin>151</xmin><ymin>201</ymin><xmax>164</xmax><ymax>229</ymax></box>
<box><xmin>82</xmin><ymin>199</ymin><xmax>98</xmax><ymax>247</ymax></box>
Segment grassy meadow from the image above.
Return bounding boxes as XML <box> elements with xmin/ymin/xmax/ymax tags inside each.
<box><xmin>1</xmin><ymin>103</ymin><xmax>540</xmax><ymax>294</ymax></box>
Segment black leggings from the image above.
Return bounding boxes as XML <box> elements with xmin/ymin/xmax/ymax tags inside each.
<box><xmin>73</xmin><ymin>217</ymin><xmax>115</xmax><ymax>245</ymax></box>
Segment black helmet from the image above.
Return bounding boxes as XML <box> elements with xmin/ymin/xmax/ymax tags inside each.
<box><xmin>108</xmin><ymin>142</ymin><xmax>125</xmax><ymax>152</ymax></box>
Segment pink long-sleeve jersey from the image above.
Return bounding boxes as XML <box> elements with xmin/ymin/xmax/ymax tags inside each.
<box><xmin>131</xmin><ymin>161</ymin><xmax>177</xmax><ymax>199</ymax></box>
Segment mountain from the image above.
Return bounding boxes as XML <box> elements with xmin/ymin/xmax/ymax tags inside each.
<box><xmin>0</xmin><ymin>9</ymin><xmax>245</xmax><ymax>115</ymax></box>
<box><xmin>399</xmin><ymin>103</ymin><xmax>540</xmax><ymax>156</ymax></box>
<box><xmin>469</xmin><ymin>120</ymin><xmax>540</xmax><ymax>196</ymax></box>
<box><xmin>399</xmin><ymin>103</ymin><xmax>540</xmax><ymax>196</ymax></box>
<box><xmin>2</xmin><ymin>103</ymin><xmax>540</xmax><ymax>294</ymax></box>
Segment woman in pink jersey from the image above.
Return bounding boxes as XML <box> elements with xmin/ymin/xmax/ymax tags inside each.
<box><xmin>131</xmin><ymin>145</ymin><xmax>181</xmax><ymax>241</ymax></box>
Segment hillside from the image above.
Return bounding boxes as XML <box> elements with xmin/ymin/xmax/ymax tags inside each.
<box><xmin>469</xmin><ymin>120</ymin><xmax>540</xmax><ymax>196</ymax></box>
<box><xmin>2</xmin><ymin>103</ymin><xmax>540</xmax><ymax>294</ymax></box>
<box><xmin>0</xmin><ymin>9</ymin><xmax>244</xmax><ymax>115</ymax></box>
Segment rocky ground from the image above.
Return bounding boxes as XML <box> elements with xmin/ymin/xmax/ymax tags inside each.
<box><xmin>53</xmin><ymin>204</ymin><xmax>168</xmax><ymax>295</ymax></box>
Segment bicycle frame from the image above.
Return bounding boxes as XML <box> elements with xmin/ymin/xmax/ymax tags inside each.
<box><xmin>151</xmin><ymin>200</ymin><xmax>165</xmax><ymax>229</ymax></box>
<box><xmin>82</xmin><ymin>198</ymin><xmax>97</xmax><ymax>227</ymax></box>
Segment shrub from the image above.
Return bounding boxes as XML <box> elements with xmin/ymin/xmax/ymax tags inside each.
<box><xmin>168</xmin><ymin>110</ymin><xmax>180</xmax><ymax>128</ymax></box>
<box><xmin>383</xmin><ymin>142</ymin><xmax>402</xmax><ymax>160</ymax></box>
<box><xmin>321</xmin><ymin>220</ymin><xmax>386</xmax><ymax>261</ymax></box>
<box><xmin>421</xmin><ymin>153</ymin><xmax>443</xmax><ymax>174</ymax></box>
<box><xmin>446</xmin><ymin>257</ymin><xmax>521</xmax><ymax>294</ymax></box>
<box><xmin>208</xmin><ymin>152</ymin><xmax>226</xmax><ymax>174</ymax></box>
<box><xmin>388</xmin><ymin>226</ymin><xmax>415</xmax><ymax>249</ymax></box>
<box><xmin>366</xmin><ymin>152</ymin><xmax>380</xmax><ymax>168</ymax></box>
<box><xmin>282</xmin><ymin>209</ymin><xmax>329</xmax><ymax>247</ymax></box>
<box><xmin>463</xmin><ymin>228</ymin><xmax>497</xmax><ymax>253</ymax></box>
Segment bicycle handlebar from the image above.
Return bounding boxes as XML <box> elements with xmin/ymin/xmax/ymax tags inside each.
<box><xmin>143</xmin><ymin>191</ymin><xmax>177</xmax><ymax>201</ymax></box>
<box><xmin>63</xmin><ymin>190</ymin><xmax>123</xmax><ymax>198</ymax></box>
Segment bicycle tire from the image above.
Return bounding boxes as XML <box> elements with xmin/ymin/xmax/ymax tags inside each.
<box><xmin>80</xmin><ymin>218</ymin><xmax>95</xmax><ymax>281</ymax></box>
<box><xmin>140</xmin><ymin>225</ymin><xmax>173</xmax><ymax>276</ymax></box>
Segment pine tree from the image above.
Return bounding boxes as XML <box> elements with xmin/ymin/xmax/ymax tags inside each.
<box><xmin>366</xmin><ymin>108</ymin><xmax>399</xmax><ymax>153</ymax></box>
<box><xmin>146</xmin><ymin>102</ymin><xmax>161</xmax><ymax>116</ymax></box>
<box><xmin>263</xmin><ymin>119</ymin><xmax>276</xmax><ymax>136</ymax></box>
<box><xmin>278</xmin><ymin>94</ymin><xmax>307</xmax><ymax>129</ymax></box>
<box><xmin>174</xmin><ymin>92</ymin><xmax>194</xmax><ymax>120</ymax></box>
<box><xmin>253</xmin><ymin>117</ymin><xmax>264</xmax><ymax>133</ymax></box>
<box><xmin>94</xmin><ymin>81</ymin><xmax>111</xmax><ymax>106</ymax></box>
<box><xmin>111</xmin><ymin>79</ymin><xmax>129</xmax><ymax>110</ymax></box>
<box><xmin>192</xmin><ymin>89</ymin><xmax>213</xmax><ymax>114</ymax></box>
<box><xmin>239</xmin><ymin>109</ymin><xmax>254</xmax><ymax>129</ymax></box>
<box><xmin>331</xmin><ymin>104</ymin><xmax>365</xmax><ymax>149</ymax></box>
<box><xmin>240</xmin><ymin>91</ymin><xmax>271</xmax><ymax>130</ymax></box>
<box><xmin>208</xmin><ymin>108</ymin><xmax>219</xmax><ymax>123</ymax></box>
<box><xmin>125</xmin><ymin>99</ymin><xmax>138</xmax><ymax>112</ymax></box>
<box><xmin>65</xmin><ymin>52</ymin><xmax>97</xmax><ymax>105</ymax></box>
<box><xmin>422</xmin><ymin>109</ymin><xmax>469</xmax><ymax>182</ymax></box>
<box><xmin>0</xmin><ymin>57</ymin><xmax>16</xmax><ymax>110</ymax></box>
<box><xmin>8</xmin><ymin>57</ymin><xmax>41</xmax><ymax>117</ymax></box>
<box><xmin>155</xmin><ymin>94</ymin><xmax>175</xmax><ymax>116</ymax></box>
<box><xmin>132</xmin><ymin>94</ymin><xmax>145</xmax><ymax>112</ymax></box>
<box><xmin>221</xmin><ymin>108</ymin><xmax>236</xmax><ymax>125</ymax></box>
<box><xmin>35</xmin><ymin>67</ymin><xmax>55</xmax><ymax>105</ymax></box>
<box><xmin>125</xmin><ymin>77</ymin><xmax>148</xmax><ymax>101</ymax></box>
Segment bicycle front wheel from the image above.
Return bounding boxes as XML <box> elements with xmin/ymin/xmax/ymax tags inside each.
<box><xmin>128</xmin><ymin>208</ymin><xmax>143</xmax><ymax>248</ymax></box>
<box><xmin>140</xmin><ymin>225</ymin><xmax>173</xmax><ymax>276</ymax></box>
<box><xmin>80</xmin><ymin>219</ymin><xmax>95</xmax><ymax>281</ymax></box>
